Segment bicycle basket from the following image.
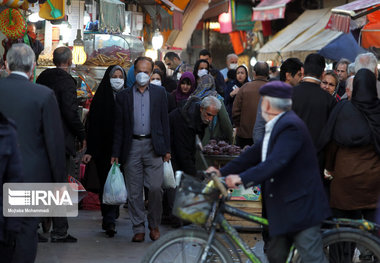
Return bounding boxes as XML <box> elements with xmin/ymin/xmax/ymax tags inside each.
<box><xmin>173</xmin><ymin>174</ymin><xmax>220</xmax><ymax>225</ymax></box>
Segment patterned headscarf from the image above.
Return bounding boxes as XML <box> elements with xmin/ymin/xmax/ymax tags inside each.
<box><xmin>191</xmin><ymin>74</ymin><xmax>218</xmax><ymax>99</ymax></box>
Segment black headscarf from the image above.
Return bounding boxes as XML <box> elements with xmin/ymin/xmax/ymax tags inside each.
<box><xmin>351</xmin><ymin>68</ymin><xmax>380</xmax><ymax>155</ymax></box>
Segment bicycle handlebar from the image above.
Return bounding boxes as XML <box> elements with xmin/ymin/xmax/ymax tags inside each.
<box><xmin>209</xmin><ymin>172</ymin><xmax>229</xmax><ymax>198</ymax></box>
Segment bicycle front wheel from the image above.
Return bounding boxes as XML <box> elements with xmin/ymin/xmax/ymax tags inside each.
<box><xmin>141</xmin><ymin>229</ymin><xmax>233</xmax><ymax>263</ymax></box>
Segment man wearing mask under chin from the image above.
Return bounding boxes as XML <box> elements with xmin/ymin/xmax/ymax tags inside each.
<box><xmin>112</xmin><ymin>57</ymin><xmax>171</xmax><ymax>242</ymax></box>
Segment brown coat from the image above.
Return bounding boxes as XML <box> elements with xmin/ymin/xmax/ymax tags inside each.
<box><xmin>326</xmin><ymin>143</ymin><xmax>380</xmax><ymax>210</ymax></box>
<box><xmin>232</xmin><ymin>77</ymin><xmax>267</xmax><ymax>139</ymax></box>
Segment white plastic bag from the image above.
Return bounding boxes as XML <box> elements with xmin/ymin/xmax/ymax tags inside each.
<box><xmin>163</xmin><ymin>161</ymin><xmax>176</xmax><ymax>189</ymax></box>
<box><xmin>103</xmin><ymin>163</ymin><xmax>128</xmax><ymax>205</ymax></box>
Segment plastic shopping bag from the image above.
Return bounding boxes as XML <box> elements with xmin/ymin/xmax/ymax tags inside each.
<box><xmin>103</xmin><ymin>163</ymin><xmax>128</xmax><ymax>205</ymax></box>
<box><xmin>163</xmin><ymin>160</ymin><xmax>176</xmax><ymax>189</ymax></box>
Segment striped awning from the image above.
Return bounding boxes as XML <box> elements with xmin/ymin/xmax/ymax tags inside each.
<box><xmin>252</xmin><ymin>0</ymin><xmax>292</xmax><ymax>21</ymax></box>
<box><xmin>326</xmin><ymin>0</ymin><xmax>380</xmax><ymax>33</ymax></box>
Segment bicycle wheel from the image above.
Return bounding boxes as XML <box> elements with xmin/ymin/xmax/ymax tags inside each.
<box><xmin>322</xmin><ymin>228</ymin><xmax>380</xmax><ymax>263</ymax></box>
<box><xmin>292</xmin><ymin>227</ymin><xmax>380</xmax><ymax>262</ymax></box>
<box><xmin>141</xmin><ymin>229</ymin><xmax>233</xmax><ymax>263</ymax></box>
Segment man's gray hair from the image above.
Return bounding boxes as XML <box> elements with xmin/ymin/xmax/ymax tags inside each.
<box><xmin>53</xmin><ymin>46</ymin><xmax>72</xmax><ymax>67</ymax></box>
<box><xmin>226</xmin><ymin>53</ymin><xmax>238</xmax><ymax>62</ymax></box>
<box><xmin>200</xmin><ymin>96</ymin><xmax>222</xmax><ymax>111</ymax></box>
<box><xmin>354</xmin><ymin>53</ymin><xmax>377</xmax><ymax>74</ymax></box>
<box><xmin>347</xmin><ymin>63</ymin><xmax>355</xmax><ymax>75</ymax></box>
<box><xmin>265</xmin><ymin>96</ymin><xmax>292</xmax><ymax>112</ymax></box>
<box><xmin>6</xmin><ymin>43</ymin><xmax>35</xmax><ymax>73</ymax></box>
<box><xmin>336</xmin><ymin>58</ymin><xmax>350</xmax><ymax>69</ymax></box>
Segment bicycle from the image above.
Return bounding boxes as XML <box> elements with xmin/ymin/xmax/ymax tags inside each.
<box><xmin>141</xmin><ymin>171</ymin><xmax>380</xmax><ymax>263</ymax></box>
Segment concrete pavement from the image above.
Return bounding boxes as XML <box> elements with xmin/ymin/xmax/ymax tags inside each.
<box><xmin>35</xmin><ymin>208</ymin><xmax>172</xmax><ymax>263</ymax></box>
<box><xmin>35</xmin><ymin>207</ymin><xmax>266</xmax><ymax>263</ymax></box>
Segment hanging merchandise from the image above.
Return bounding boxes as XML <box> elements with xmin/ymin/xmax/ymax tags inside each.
<box><xmin>99</xmin><ymin>0</ymin><xmax>125</xmax><ymax>33</ymax></box>
<box><xmin>39</xmin><ymin>0</ymin><xmax>64</xmax><ymax>20</ymax></box>
<box><xmin>0</xmin><ymin>8</ymin><xmax>27</xmax><ymax>40</ymax></box>
<box><xmin>4</xmin><ymin>0</ymin><xmax>25</xmax><ymax>8</ymax></box>
<box><xmin>229</xmin><ymin>31</ymin><xmax>246</xmax><ymax>55</ymax></box>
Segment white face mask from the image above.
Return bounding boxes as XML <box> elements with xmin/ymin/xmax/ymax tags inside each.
<box><xmin>197</xmin><ymin>69</ymin><xmax>208</xmax><ymax>78</ymax></box>
<box><xmin>229</xmin><ymin>63</ymin><xmax>238</xmax><ymax>70</ymax></box>
<box><xmin>136</xmin><ymin>72</ymin><xmax>151</xmax><ymax>87</ymax></box>
<box><xmin>151</xmin><ymin>79</ymin><xmax>162</xmax><ymax>86</ymax></box>
<box><xmin>110</xmin><ymin>78</ymin><xmax>124</xmax><ymax>91</ymax></box>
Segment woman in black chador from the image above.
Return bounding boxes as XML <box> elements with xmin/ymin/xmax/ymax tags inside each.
<box><xmin>82</xmin><ymin>65</ymin><xmax>127</xmax><ymax>237</ymax></box>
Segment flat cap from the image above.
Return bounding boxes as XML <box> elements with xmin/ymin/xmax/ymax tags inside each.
<box><xmin>259</xmin><ymin>81</ymin><xmax>293</xmax><ymax>99</ymax></box>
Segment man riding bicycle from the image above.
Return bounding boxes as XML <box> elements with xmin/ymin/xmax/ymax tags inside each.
<box><xmin>207</xmin><ymin>81</ymin><xmax>331</xmax><ymax>263</ymax></box>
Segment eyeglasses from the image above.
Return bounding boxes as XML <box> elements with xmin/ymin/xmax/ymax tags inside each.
<box><xmin>322</xmin><ymin>81</ymin><xmax>336</xmax><ymax>87</ymax></box>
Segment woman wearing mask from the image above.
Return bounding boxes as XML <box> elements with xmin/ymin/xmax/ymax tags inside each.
<box><xmin>171</xmin><ymin>72</ymin><xmax>196</xmax><ymax>108</ymax></box>
<box><xmin>154</xmin><ymin>61</ymin><xmax>177</xmax><ymax>93</ymax></box>
<box><xmin>82</xmin><ymin>65</ymin><xmax>126</xmax><ymax>237</ymax></box>
<box><xmin>193</xmin><ymin>59</ymin><xmax>210</xmax><ymax>86</ymax></box>
<box><xmin>150</xmin><ymin>69</ymin><xmax>176</xmax><ymax>112</ymax></box>
<box><xmin>224</xmin><ymin>65</ymin><xmax>249</xmax><ymax>123</ymax></box>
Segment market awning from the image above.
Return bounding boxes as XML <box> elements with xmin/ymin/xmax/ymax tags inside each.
<box><xmin>319</xmin><ymin>32</ymin><xmax>366</xmax><ymax>62</ymax></box>
<box><xmin>257</xmin><ymin>8</ymin><xmax>331</xmax><ymax>61</ymax></box>
<box><xmin>279</xmin><ymin>9</ymin><xmax>342</xmax><ymax>62</ymax></box>
<box><xmin>202</xmin><ymin>0</ymin><xmax>229</xmax><ymax>20</ymax></box>
<box><xmin>326</xmin><ymin>0</ymin><xmax>380</xmax><ymax>33</ymax></box>
<box><xmin>252</xmin><ymin>0</ymin><xmax>292</xmax><ymax>21</ymax></box>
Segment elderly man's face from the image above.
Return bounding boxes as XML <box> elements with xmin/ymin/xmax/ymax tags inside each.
<box><xmin>336</xmin><ymin>63</ymin><xmax>348</xmax><ymax>82</ymax></box>
<box><xmin>227</xmin><ymin>57</ymin><xmax>238</xmax><ymax>68</ymax></box>
<box><xmin>200</xmin><ymin>105</ymin><xmax>218</xmax><ymax>125</ymax></box>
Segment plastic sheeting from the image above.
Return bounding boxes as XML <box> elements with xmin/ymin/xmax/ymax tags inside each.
<box><xmin>319</xmin><ymin>33</ymin><xmax>366</xmax><ymax>62</ymax></box>
<box><xmin>99</xmin><ymin>0</ymin><xmax>125</xmax><ymax>33</ymax></box>
<box><xmin>362</xmin><ymin>10</ymin><xmax>380</xmax><ymax>48</ymax></box>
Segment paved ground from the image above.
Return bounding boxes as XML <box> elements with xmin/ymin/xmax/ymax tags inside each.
<box><xmin>35</xmin><ymin>207</ymin><xmax>267</xmax><ymax>263</ymax></box>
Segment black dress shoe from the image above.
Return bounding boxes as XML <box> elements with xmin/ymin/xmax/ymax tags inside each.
<box><xmin>38</xmin><ymin>233</ymin><xmax>48</xmax><ymax>243</ymax></box>
<box><xmin>105</xmin><ymin>223</ymin><xmax>116</xmax><ymax>238</ymax></box>
<box><xmin>51</xmin><ymin>234</ymin><xmax>77</xmax><ymax>243</ymax></box>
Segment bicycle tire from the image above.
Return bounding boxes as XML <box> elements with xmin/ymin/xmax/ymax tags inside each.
<box><xmin>141</xmin><ymin>229</ymin><xmax>234</xmax><ymax>263</ymax></box>
<box><xmin>292</xmin><ymin>227</ymin><xmax>380</xmax><ymax>262</ymax></box>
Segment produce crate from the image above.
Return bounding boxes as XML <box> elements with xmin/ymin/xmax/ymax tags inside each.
<box><xmin>225</xmin><ymin>200</ymin><xmax>263</xmax><ymax>248</ymax></box>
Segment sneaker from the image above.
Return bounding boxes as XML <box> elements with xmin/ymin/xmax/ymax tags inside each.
<box><xmin>51</xmin><ymin>234</ymin><xmax>77</xmax><ymax>243</ymax></box>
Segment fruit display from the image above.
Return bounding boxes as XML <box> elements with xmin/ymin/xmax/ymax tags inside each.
<box><xmin>203</xmin><ymin>140</ymin><xmax>242</xmax><ymax>156</ymax></box>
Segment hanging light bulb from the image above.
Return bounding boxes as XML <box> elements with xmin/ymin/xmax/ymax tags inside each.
<box><xmin>152</xmin><ymin>30</ymin><xmax>163</xmax><ymax>50</ymax></box>
<box><xmin>72</xmin><ymin>29</ymin><xmax>87</xmax><ymax>65</ymax></box>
